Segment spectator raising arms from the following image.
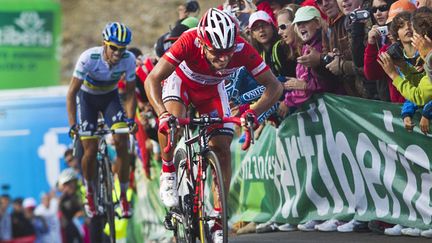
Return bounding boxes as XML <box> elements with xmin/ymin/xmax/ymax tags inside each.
<box><xmin>282</xmin><ymin>7</ymin><xmax>329</xmax><ymax>114</ymax></box>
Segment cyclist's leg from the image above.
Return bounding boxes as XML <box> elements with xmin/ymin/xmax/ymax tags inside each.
<box><xmin>104</xmin><ymin>89</ymin><xmax>132</xmax><ymax>216</ymax></box>
<box><xmin>76</xmin><ymin>90</ymin><xmax>99</xmax><ymax>216</ymax></box>
<box><xmin>159</xmin><ymin>72</ymin><xmax>188</xmax><ymax>207</ymax></box>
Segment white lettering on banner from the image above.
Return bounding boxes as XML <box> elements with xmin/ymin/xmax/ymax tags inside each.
<box><xmin>241</xmin><ymin>154</ymin><xmax>276</xmax><ymax>180</ymax></box>
<box><xmin>269</xmin><ymin>145</ymin><xmax>284</xmax><ymax>221</ymax></box>
<box><xmin>37</xmin><ymin>128</ymin><xmax>68</xmax><ymax>188</ymax></box>
<box><xmin>405</xmin><ymin>146</ymin><xmax>432</xmax><ymax>224</ymax></box>
<box><xmin>378</xmin><ymin>142</ymin><xmax>400</xmax><ymax>218</ymax></box>
<box><xmin>261</xmin><ymin>97</ymin><xmax>432</xmax><ymax>225</ymax></box>
<box><xmin>356</xmin><ymin>134</ymin><xmax>388</xmax><ymax>217</ymax></box>
<box><xmin>416</xmin><ymin>171</ymin><xmax>432</xmax><ymax>224</ymax></box>
<box><xmin>297</xmin><ymin>114</ymin><xmax>330</xmax><ymax>216</ymax></box>
<box><xmin>285</xmin><ymin>136</ymin><xmax>302</xmax><ymax>218</ymax></box>
<box><xmin>316</xmin><ymin>135</ymin><xmax>344</xmax><ymax>214</ymax></box>
<box><xmin>318</xmin><ymin>99</ymin><xmax>366</xmax><ymax>214</ymax></box>
<box><xmin>399</xmin><ymin>153</ymin><xmax>418</xmax><ymax>221</ymax></box>
<box><xmin>276</xmin><ymin>136</ymin><xmax>296</xmax><ymax>218</ymax></box>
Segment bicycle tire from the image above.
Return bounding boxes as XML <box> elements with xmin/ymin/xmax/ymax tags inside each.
<box><xmin>198</xmin><ymin>150</ymin><xmax>228</xmax><ymax>243</ymax></box>
<box><xmin>102</xmin><ymin>156</ymin><xmax>116</xmax><ymax>243</ymax></box>
<box><xmin>173</xmin><ymin>148</ymin><xmax>197</xmax><ymax>243</ymax></box>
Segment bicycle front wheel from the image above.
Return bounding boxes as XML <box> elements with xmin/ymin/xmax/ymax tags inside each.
<box><xmin>102</xmin><ymin>156</ymin><xmax>116</xmax><ymax>243</ymax></box>
<box><xmin>173</xmin><ymin>148</ymin><xmax>197</xmax><ymax>243</ymax></box>
<box><xmin>198</xmin><ymin>150</ymin><xmax>228</xmax><ymax>243</ymax></box>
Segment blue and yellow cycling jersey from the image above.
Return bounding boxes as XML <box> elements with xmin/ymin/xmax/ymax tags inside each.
<box><xmin>73</xmin><ymin>46</ymin><xmax>136</xmax><ymax>95</ymax></box>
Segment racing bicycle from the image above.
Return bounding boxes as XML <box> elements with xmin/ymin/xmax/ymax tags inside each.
<box><xmin>163</xmin><ymin>114</ymin><xmax>255</xmax><ymax>243</ymax></box>
<box><xmin>74</xmin><ymin>120</ymin><xmax>133</xmax><ymax>243</ymax></box>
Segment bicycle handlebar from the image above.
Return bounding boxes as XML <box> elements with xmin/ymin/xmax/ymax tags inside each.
<box><xmin>163</xmin><ymin>115</ymin><xmax>255</xmax><ymax>153</ymax></box>
<box><xmin>92</xmin><ymin>127</ymin><xmax>130</xmax><ymax>136</ymax></box>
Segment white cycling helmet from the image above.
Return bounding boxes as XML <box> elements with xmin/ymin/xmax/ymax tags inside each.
<box><xmin>58</xmin><ymin>168</ymin><xmax>78</xmax><ymax>186</ymax></box>
<box><xmin>197</xmin><ymin>8</ymin><xmax>237</xmax><ymax>50</ymax></box>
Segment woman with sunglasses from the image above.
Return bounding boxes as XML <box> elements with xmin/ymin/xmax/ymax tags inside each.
<box><xmin>66</xmin><ymin>22</ymin><xmax>137</xmax><ymax>220</ymax></box>
<box><xmin>275</xmin><ymin>6</ymin><xmax>303</xmax><ymax>118</ymax></box>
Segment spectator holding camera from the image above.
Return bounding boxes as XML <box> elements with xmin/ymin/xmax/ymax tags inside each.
<box><xmin>378</xmin><ymin>10</ymin><xmax>431</xmax><ymax>104</ymax></box>
<box><xmin>324</xmin><ymin>0</ymin><xmax>372</xmax><ymax>98</ymax></box>
<box><xmin>299</xmin><ymin>0</ymin><xmax>349</xmax><ymax>96</ymax></box>
<box><xmin>378</xmin><ymin>10</ymin><xmax>432</xmax><ymax>141</ymax></box>
<box><xmin>364</xmin><ymin>0</ymin><xmax>416</xmax><ymax>103</ymax></box>
<box><xmin>349</xmin><ymin>0</ymin><xmax>398</xmax><ymax>100</ymax></box>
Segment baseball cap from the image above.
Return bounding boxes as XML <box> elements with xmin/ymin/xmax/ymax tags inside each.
<box><xmin>292</xmin><ymin>6</ymin><xmax>321</xmax><ymax>24</ymax></box>
<box><xmin>386</xmin><ymin>0</ymin><xmax>417</xmax><ymax>24</ymax></box>
<box><xmin>23</xmin><ymin>197</ymin><xmax>36</xmax><ymax>209</ymax></box>
<box><xmin>248</xmin><ymin>11</ymin><xmax>274</xmax><ymax>29</ymax></box>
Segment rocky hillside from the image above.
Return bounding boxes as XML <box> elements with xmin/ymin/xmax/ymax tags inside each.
<box><xmin>60</xmin><ymin>0</ymin><xmax>216</xmax><ymax>83</ymax></box>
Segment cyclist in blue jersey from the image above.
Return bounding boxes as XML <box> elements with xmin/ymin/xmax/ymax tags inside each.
<box><xmin>66</xmin><ymin>22</ymin><xmax>137</xmax><ymax>219</ymax></box>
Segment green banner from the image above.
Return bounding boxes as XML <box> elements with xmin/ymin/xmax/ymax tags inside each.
<box><xmin>0</xmin><ymin>0</ymin><xmax>61</xmax><ymax>89</ymax></box>
<box><xmin>129</xmin><ymin>93</ymin><xmax>432</xmax><ymax>241</ymax></box>
<box><xmin>230</xmin><ymin>93</ymin><xmax>432</xmax><ymax>230</ymax></box>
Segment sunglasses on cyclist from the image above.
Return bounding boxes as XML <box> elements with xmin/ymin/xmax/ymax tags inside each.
<box><xmin>315</xmin><ymin>0</ymin><xmax>323</xmax><ymax>5</ymax></box>
<box><xmin>370</xmin><ymin>5</ymin><xmax>389</xmax><ymax>13</ymax></box>
<box><xmin>106</xmin><ymin>42</ymin><xmax>127</xmax><ymax>53</ymax></box>
<box><xmin>204</xmin><ymin>45</ymin><xmax>235</xmax><ymax>57</ymax></box>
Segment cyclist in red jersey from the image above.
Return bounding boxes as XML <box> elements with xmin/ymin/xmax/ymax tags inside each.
<box><xmin>144</xmin><ymin>8</ymin><xmax>282</xmax><ymax>242</ymax></box>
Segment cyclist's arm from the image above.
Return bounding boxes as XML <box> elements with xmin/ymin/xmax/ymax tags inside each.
<box><xmin>66</xmin><ymin>77</ymin><xmax>84</xmax><ymax>126</ymax></box>
<box><xmin>124</xmin><ymin>80</ymin><xmax>137</xmax><ymax>119</ymax></box>
<box><xmin>144</xmin><ymin>58</ymin><xmax>177</xmax><ymax>116</ymax></box>
<box><xmin>252</xmin><ymin>69</ymin><xmax>283</xmax><ymax>115</ymax></box>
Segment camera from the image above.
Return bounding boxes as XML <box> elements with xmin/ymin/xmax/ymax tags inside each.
<box><xmin>386</xmin><ymin>42</ymin><xmax>404</xmax><ymax>60</ymax></box>
<box><xmin>322</xmin><ymin>54</ymin><xmax>334</xmax><ymax>65</ymax></box>
<box><xmin>349</xmin><ymin>10</ymin><xmax>370</xmax><ymax>22</ymax></box>
<box><xmin>377</xmin><ymin>26</ymin><xmax>388</xmax><ymax>36</ymax></box>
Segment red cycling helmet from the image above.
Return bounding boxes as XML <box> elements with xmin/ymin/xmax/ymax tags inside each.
<box><xmin>197</xmin><ymin>8</ymin><xmax>238</xmax><ymax>51</ymax></box>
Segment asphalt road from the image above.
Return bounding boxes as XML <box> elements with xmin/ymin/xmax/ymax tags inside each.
<box><xmin>230</xmin><ymin>231</ymin><xmax>432</xmax><ymax>243</ymax></box>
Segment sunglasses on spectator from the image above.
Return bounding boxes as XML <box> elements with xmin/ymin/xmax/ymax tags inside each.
<box><xmin>106</xmin><ymin>42</ymin><xmax>127</xmax><ymax>53</ymax></box>
<box><xmin>370</xmin><ymin>5</ymin><xmax>389</xmax><ymax>13</ymax></box>
<box><xmin>204</xmin><ymin>45</ymin><xmax>235</xmax><ymax>57</ymax></box>
<box><xmin>278</xmin><ymin>24</ymin><xmax>290</xmax><ymax>30</ymax></box>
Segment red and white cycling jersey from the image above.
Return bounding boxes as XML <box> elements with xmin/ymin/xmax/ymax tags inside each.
<box><xmin>163</xmin><ymin>28</ymin><xmax>269</xmax><ymax>88</ymax></box>
<box><xmin>161</xmin><ymin>28</ymin><xmax>269</xmax><ymax>133</ymax></box>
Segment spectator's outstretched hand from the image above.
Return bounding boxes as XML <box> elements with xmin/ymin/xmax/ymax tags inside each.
<box><xmin>403</xmin><ymin>116</ymin><xmax>415</xmax><ymax>132</ymax></box>
<box><xmin>412</xmin><ymin>33</ymin><xmax>432</xmax><ymax>60</ymax></box>
<box><xmin>297</xmin><ymin>45</ymin><xmax>321</xmax><ymax>68</ymax></box>
<box><xmin>284</xmin><ymin>78</ymin><xmax>307</xmax><ymax>90</ymax></box>
<box><xmin>377</xmin><ymin>52</ymin><xmax>399</xmax><ymax>80</ymax></box>
<box><xmin>419</xmin><ymin>116</ymin><xmax>430</xmax><ymax>135</ymax></box>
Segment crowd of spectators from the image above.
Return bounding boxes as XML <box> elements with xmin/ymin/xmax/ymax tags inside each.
<box><xmin>2</xmin><ymin>0</ymin><xmax>432</xmax><ymax>241</ymax></box>
<box><xmin>131</xmin><ymin>0</ymin><xmax>432</xmax><ymax>238</ymax></box>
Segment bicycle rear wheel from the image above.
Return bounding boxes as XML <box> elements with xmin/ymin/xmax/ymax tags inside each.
<box><xmin>173</xmin><ymin>148</ymin><xmax>197</xmax><ymax>243</ymax></box>
<box><xmin>102</xmin><ymin>156</ymin><xmax>116</xmax><ymax>243</ymax></box>
<box><xmin>198</xmin><ymin>150</ymin><xmax>228</xmax><ymax>243</ymax></box>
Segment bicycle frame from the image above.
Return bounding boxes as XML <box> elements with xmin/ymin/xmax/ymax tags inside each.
<box><xmin>76</xmin><ymin>126</ymin><xmax>130</xmax><ymax>243</ymax></box>
<box><xmin>165</xmin><ymin>115</ymin><xmax>255</xmax><ymax>243</ymax></box>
